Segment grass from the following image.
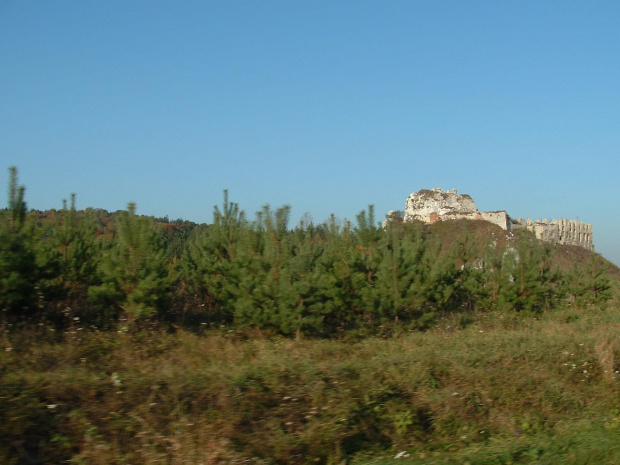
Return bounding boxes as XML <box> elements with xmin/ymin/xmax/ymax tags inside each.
<box><xmin>2</xmin><ymin>303</ymin><xmax>620</xmax><ymax>464</ymax></box>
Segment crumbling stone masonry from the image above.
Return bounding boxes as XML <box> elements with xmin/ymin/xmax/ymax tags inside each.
<box><xmin>511</xmin><ymin>218</ymin><xmax>593</xmax><ymax>250</ymax></box>
<box><xmin>387</xmin><ymin>188</ymin><xmax>593</xmax><ymax>250</ymax></box>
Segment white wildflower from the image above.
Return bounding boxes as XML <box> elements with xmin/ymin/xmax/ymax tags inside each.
<box><xmin>111</xmin><ymin>372</ymin><xmax>122</xmax><ymax>387</ymax></box>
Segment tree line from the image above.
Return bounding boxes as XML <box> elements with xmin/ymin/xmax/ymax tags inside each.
<box><xmin>0</xmin><ymin>168</ymin><xmax>611</xmax><ymax>336</ymax></box>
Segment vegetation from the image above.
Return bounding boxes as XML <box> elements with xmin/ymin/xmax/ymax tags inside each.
<box><xmin>2</xmin><ymin>166</ymin><xmax>620</xmax><ymax>464</ymax></box>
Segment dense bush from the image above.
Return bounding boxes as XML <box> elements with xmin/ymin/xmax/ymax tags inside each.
<box><xmin>0</xmin><ymin>167</ymin><xmax>614</xmax><ymax>334</ymax></box>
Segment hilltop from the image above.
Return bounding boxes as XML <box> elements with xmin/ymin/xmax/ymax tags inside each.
<box><xmin>387</xmin><ymin>188</ymin><xmax>594</xmax><ymax>251</ymax></box>
<box><xmin>423</xmin><ymin>218</ymin><xmax>618</xmax><ymax>276</ymax></box>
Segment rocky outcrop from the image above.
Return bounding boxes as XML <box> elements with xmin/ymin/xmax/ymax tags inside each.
<box><xmin>404</xmin><ymin>188</ymin><xmax>478</xmax><ymax>223</ymax></box>
<box><xmin>389</xmin><ymin>188</ymin><xmax>593</xmax><ymax>250</ymax></box>
<box><xmin>401</xmin><ymin>188</ymin><xmax>511</xmax><ymax>230</ymax></box>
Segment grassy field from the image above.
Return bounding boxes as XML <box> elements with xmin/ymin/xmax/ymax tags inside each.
<box><xmin>2</xmin><ymin>299</ymin><xmax>620</xmax><ymax>464</ymax></box>
<box><xmin>3</xmin><ymin>170</ymin><xmax>619</xmax><ymax>463</ymax></box>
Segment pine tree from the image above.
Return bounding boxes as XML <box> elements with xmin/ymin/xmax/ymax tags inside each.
<box><xmin>32</xmin><ymin>194</ymin><xmax>100</xmax><ymax>311</ymax></box>
<box><xmin>445</xmin><ymin>233</ymin><xmax>483</xmax><ymax>312</ymax></box>
<box><xmin>568</xmin><ymin>255</ymin><xmax>612</xmax><ymax>309</ymax></box>
<box><xmin>183</xmin><ymin>191</ymin><xmax>250</xmax><ymax>324</ymax></box>
<box><xmin>272</xmin><ymin>220</ymin><xmax>331</xmax><ymax>338</ymax></box>
<box><xmin>373</xmin><ymin>220</ymin><xmax>436</xmax><ymax>327</ymax></box>
<box><xmin>499</xmin><ymin>238</ymin><xmax>562</xmax><ymax>313</ymax></box>
<box><xmin>0</xmin><ymin>167</ymin><xmax>38</xmax><ymax>314</ymax></box>
<box><xmin>88</xmin><ymin>203</ymin><xmax>172</xmax><ymax>325</ymax></box>
<box><xmin>7</xmin><ymin>166</ymin><xmax>27</xmax><ymax>232</ymax></box>
<box><xmin>310</xmin><ymin>215</ymin><xmax>357</xmax><ymax>334</ymax></box>
<box><xmin>347</xmin><ymin>206</ymin><xmax>383</xmax><ymax>326</ymax></box>
<box><xmin>233</xmin><ymin>204</ymin><xmax>293</xmax><ymax>331</ymax></box>
<box><xmin>464</xmin><ymin>240</ymin><xmax>508</xmax><ymax>311</ymax></box>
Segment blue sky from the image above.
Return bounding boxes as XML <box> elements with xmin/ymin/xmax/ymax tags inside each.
<box><xmin>1</xmin><ymin>1</ymin><xmax>619</xmax><ymax>265</ymax></box>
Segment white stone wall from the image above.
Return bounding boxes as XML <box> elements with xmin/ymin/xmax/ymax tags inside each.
<box><xmin>480</xmin><ymin>211</ymin><xmax>511</xmax><ymax>230</ymax></box>
<box><xmin>514</xmin><ymin>218</ymin><xmax>593</xmax><ymax>250</ymax></box>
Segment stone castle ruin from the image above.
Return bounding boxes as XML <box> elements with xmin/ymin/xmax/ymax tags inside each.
<box><xmin>386</xmin><ymin>188</ymin><xmax>593</xmax><ymax>250</ymax></box>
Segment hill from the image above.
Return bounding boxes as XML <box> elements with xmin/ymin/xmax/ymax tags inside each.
<box><xmin>424</xmin><ymin>218</ymin><xmax>619</xmax><ymax>277</ymax></box>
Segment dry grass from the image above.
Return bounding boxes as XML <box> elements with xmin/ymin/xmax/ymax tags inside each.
<box><xmin>2</xmin><ymin>304</ymin><xmax>620</xmax><ymax>464</ymax></box>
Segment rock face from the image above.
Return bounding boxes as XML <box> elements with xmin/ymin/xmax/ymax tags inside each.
<box><xmin>404</xmin><ymin>188</ymin><xmax>478</xmax><ymax>222</ymax></box>
<box><xmin>391</xmin><ymin>188</ymin><xmax>593</xmax><ymax>250</ymax></box>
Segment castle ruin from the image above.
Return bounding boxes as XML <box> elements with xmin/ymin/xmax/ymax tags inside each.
<box><xmin>386</xmin><ymin>188</ymin><xmax>593</xmax><ymax>250</ymax></box>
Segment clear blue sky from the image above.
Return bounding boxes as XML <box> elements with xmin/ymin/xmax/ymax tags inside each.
<box><xmin>1</xmin><ymin>1</ymin><xmax>619</xmax><ymax>265</ymax></box>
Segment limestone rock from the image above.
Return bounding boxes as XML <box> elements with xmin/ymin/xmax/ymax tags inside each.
<box><xmin>404</xmin><ymin>188</ymin><xmax>478</xmax><ymax>223</ymax></box>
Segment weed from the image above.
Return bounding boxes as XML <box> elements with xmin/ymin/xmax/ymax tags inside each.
<box><xmin>3</xmin><ymin>305</ymin><xmax>620</xmax><ymax>463</ymax></box>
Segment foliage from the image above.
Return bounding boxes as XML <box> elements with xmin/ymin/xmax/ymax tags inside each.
<box><xmin>497</xmin><ymin>238</ymin><xmax>564</xmax><ymax>313</ymax></box>
<box><xmin>0</xmin><ymin>167</ymin><xmax>38</xmax><ymax>313</ymax></box>
<box><xmin>183</xmin><ymin>190</ymin><xmax>250</xmax><ymax>324</ymax></box>
<box><xmin>0</xmin><ymin>166</ymin><xmax>617</xmax><ymax>332</ymax></box>
<box><xmin>88</xmin><ymin>203</ymin><xmax>173</xmax><ymax>324</ymax></box>
<box><xmin>568</xmin><ymin>255</ymin><xmax>613</xmax><ymax>309</ymax></box>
